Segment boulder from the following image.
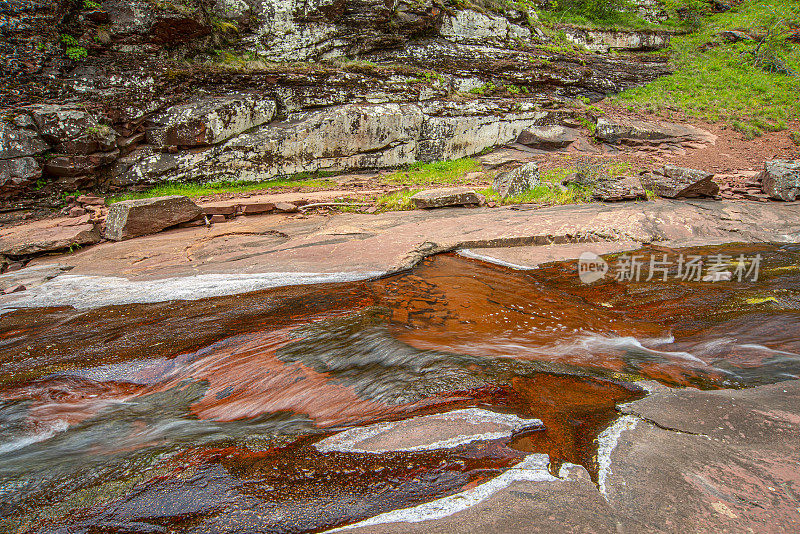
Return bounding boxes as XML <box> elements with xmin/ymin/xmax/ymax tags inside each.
<box><xmin>146</xmin><ymin>95</ymin><xmax>277</xmax><ymax>148</ymax></box>
<box><xmin>493</xmin><ymin>162</ymin><xmax>540</xmax><ymax>199</ymax></box>
<box><xmin>516</xmin><ymin>126</ymin><xmax>579</xmax><ymax>149</ymax></box>
<box><xmin>410</xmin><ymin>187</ymin><xmax>481</xmax><ymax>209</ymax></box>
<box><xmin>641</xmin><ymin>165</ymin><xmax>719</xmax><ymax>198</ymax></box>
<box><xmin>105</xmin><ymin>196</ymin><xmax>204</xmax><ymax>240</ymax></box>
<box><xmin>595</xmin><ymin>117</ymin><xmax>714</xmax><ymax>146</ymax></box>
<box><xmin>0</xmin><ymin>219</ymin><xmax>101</xmax><ymax>256</ymax></box>
<box><xmin>593</xmin><ymin>176</ymin><xmax>647</xmax><ymax>202</ymax></box>
<box><xmin>760</xmin><ymin>160</ymin><xmax>800</xmax><ymax>201</ymax></box>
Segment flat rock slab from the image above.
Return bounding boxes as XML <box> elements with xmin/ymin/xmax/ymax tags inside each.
<box><xmin>199</xmin><ymin>189</ymin><xmax>385</xmax><ymax>215</ymax></box>
<box><xmin>315</xmin><ymin>408</ymin><xmax>542</xmax><ymax>454</ymax></box>
<box><xmin>596</xmin><ymin>117</ymin><xmax>716</xmax><ymax>146</ymax></box>
<box><xmin>478</xmin><ymin>148</ymin><xmax>535</xmax><ymax>168</ymax></box>
<box><xmin>6</xmin><ymin>200</ymin><xmax>800</xmax><ymax>310</ymax></box>
<box><xmin>340</xmin><ymin>381</ymin><xmax>800</xmax><ymax>534</ymax></box>
<box><xmin>105</xmin><ymin>195</ymin><xmax>203</xmax><ymax>241</ymax></box>
<box><xmin>411</xmin><ymin>187</ymin><xmax>481</xmax><ymax>208</ymax></box>
<box><xmin>0</xmin><ymin>218</ymin><xmax>100</xmax><ymax>256</ymax></box>
<box><xmin>0</xmin><ymin>264</ymin><xmax>72</xmax><ymax>292</ymax></box>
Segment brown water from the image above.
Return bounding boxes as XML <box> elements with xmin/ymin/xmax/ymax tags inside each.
<box><xmin>0</xmin><ymin>243</ymin><xmax>798</xmax><ymax>533</ymax></box>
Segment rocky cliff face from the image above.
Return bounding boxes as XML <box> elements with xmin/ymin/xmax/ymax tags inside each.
<box><xmin>0</xmin><ymin>0</ymin><xmax>673</xmax><ymax>205</ymax></box>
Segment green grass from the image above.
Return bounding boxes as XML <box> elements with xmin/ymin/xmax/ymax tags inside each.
<box><xmin>386</xmin><ymin>158</ymin><xmax>482</xmax><ymax>186</ymax></box>
<box><xmin>537</xmin><ymin>0</ymin><xmax>704</xmax><ymax>30</ymax></box>
<box><xmin>107</xmin><ymin>175</ymin><xmax>336</xmax><ymax>204</ymax></box>
<box><xmin>375</xmin><ymin>189</ymin><xmax>422</xmax><ymax>211</ymax></box>
<box><xmin>616</xmin><ymin>0</ymin><xmax>800</xmax><ymax>137</ymax></box>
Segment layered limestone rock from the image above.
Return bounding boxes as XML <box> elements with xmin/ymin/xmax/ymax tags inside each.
<box><xmin>0</xmin><ymin>0</ymin><xmax>674</xmax><ymax>202</ymax></box>
<box><xmin>562</xmin><ymin>28</ymin><xmax>671</xmax><ymax>53</ymax></box>
<box><xmin>112</xmin><ymin>101</ymin><xmax>555</xmax><ymax>185</ymax></box>
<box><xmin>145</xmin><ymin>94</ymin><xmax>276</xmax><ymax>148</ymax></box>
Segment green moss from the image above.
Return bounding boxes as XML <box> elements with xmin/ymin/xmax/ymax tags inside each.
<box><xmin>469</xmin><ymin>82</ymin><xmax>498</xmax><ymax>95</ymax></box>
<box><xmin>375</xmin><ymin>189</ymin><xmax>421</xmax><ymax>211</ymax></box>
<box><xmin>386</xmin><ymin>158</ymin><xmax>482</xmax><ymax>186</ymax></box>
<box><xmin>745</xmin><ymin>296</ymin><xmax>778</xmax><ymax>305</ymax></box>
<box><xmin>107</xmin><ymin>176</ymin><xmax>336</xmax><ymax>204</ymax></box>
<box><xmin>616</xmin><ymin>0</ymin><xmax>800</xmax><ymax>136</ymax></box>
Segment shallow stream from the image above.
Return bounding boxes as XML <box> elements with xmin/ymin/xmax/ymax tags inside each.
<box><xmin>1</xmin><ymin>243</ymin><xmax>799</xmax><ymax>533</ymax></box>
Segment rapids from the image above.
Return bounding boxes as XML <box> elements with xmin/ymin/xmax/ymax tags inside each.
<box><xmin>1</xmin><ymin>243</ymin><xmax>798</xmax><ymax>533</ymax></box>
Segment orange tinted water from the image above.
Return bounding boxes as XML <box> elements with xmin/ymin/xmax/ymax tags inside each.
<box><xmin>1</xmin><ymin>244</ymin><xmax>798</xmax><ymax>532</ymax></box>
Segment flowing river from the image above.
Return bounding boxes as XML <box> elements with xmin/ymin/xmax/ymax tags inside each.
<box><xmin>1</xmin><ymin>243</ymin><xmax>799</xmax><ymax>533</ymax></box>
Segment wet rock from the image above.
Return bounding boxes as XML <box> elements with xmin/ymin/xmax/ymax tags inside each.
<box><xmin>592</xmin><ymin>176</ymin><xmax>647</xmax><ymax>202</ymax></box>
<box><xmin>105</xmin><ymin>196</ymin><xmax>204</xmax><ymax>241</ymax></box>
<box><xmin>641</xmin><ymin>165</ymin><xmax>719</xmax><ymax>198</ymax></box>
<box><xmin>0</xmin><ymin>121</ymin><xmax>49</xmax><ymax>159</ymax></box>
<box><xmin>493</xmin><ymin>162</ymin><xmax>540</xmax><ymax>199</ymax></box>
<box><xmin>146</xmin><ymin>94</ymin><xmax>276</xmax><ymax>148</ymax></box>
<box><xmin>315</xmin><ymin>408</ymin><xmax>542</xmax><ymax>453</ymax></box>
<box><xmin>516</xmin><ymin>126</ymin><xmax>579</xmax><ymax>149</ymax></box>
<box><xmin>0</xmin><ymin>219</ymin><xmax>100</xmax><ymax>256</ymax></box>
<box><xmin>760</xmin><ymin>160</ymin><xmax>800</xmax><ymax>201</ymax></box>
<box><xmin>595</xmin><ymin>117</ymin><xmax>713</xmax><ymax>145</ymax></box>
<box><xmin>0</xmin><ymin>264</ymin><xmax>72</xmax><ymax>292</ymax></box>
<box><xmin>411</xmin><ymin>187</ymin><xmax>481</xmax><ymax>209</ymax></box>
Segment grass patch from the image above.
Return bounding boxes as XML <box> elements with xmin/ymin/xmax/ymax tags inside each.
<box><xmin>386</xmin><ymin>158</ymin><xmax>482</xmax><ymax>186</ymax></box>
<box><xmin>616</xmin><ymin>0</ymin><xmax>800</xmax><ymax>136</ymax></box>
<box><xmin>537</xmin><ymin>0</ymin><xmax>704</xmax><ymax>30</ymax></box>
<box><xmin>375</xmin><ymin>189</ymin><xmax>421</xmax><ymax>211</ymax></box>
<box><xmin>107</xmin><ymin>175</ymin><xmax>336</xmax><ymax>204</ymax></box>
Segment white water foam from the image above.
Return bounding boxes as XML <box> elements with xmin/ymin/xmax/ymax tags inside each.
<box><xmin>456</xmin><ymin>249</ymin><xmax>534</xmax><ymax>271</ymax></box>
<box><xmin>0</xmin><ymin>271</ymin><xmax>385</xmax><ymax>313</ymax></box>
<box><xmin>0</xmin><ymin>420</ymin><xmax>69</xmax><ymax>455</ymax></box>
<box><xmin>596</xmin><ymin>414</ymin><xmax>638</xmax><ymax>499</ymax></box>
<box><xmin>315</xmin><ymin>408</ymin><xmax>542</xmax><ymax>454</ymax></box>
<box><xmin>325</xmin><ymin>453</ymin><xmax>557</xmax><ymax>532</ymax></box>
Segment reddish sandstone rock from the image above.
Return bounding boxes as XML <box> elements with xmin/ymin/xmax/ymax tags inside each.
<box><xmin>410</xmin><ymin>187</ymin><xmax>481</xmax><ymax>209</ymax></box>
<box><xmin>105</xmin><ymin>195</ymin><xmax>203</xmax><ymax>241</ymax></box>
